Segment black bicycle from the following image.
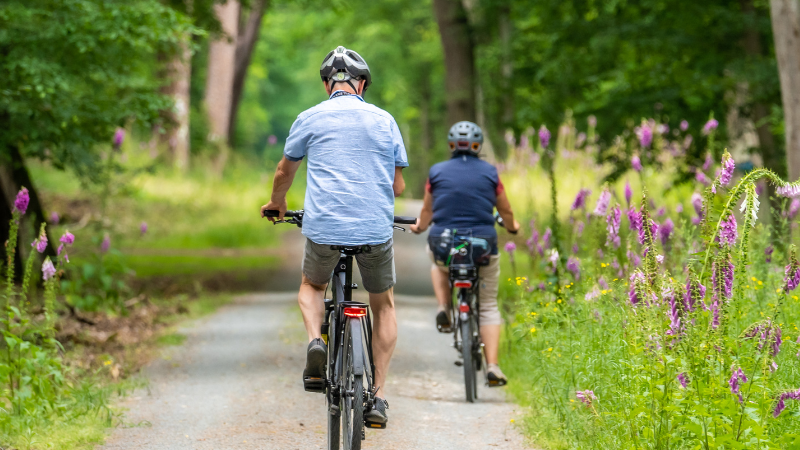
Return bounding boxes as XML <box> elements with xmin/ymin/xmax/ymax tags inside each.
<box><xmin>263</xmin><ymin>209</ymin><xmax>415</xmax><ymax>450</ymax></box>
<box><xmin>435</xmin><ymin>214</ymin><xmax>515</xmax><ymax>403</ymax></box>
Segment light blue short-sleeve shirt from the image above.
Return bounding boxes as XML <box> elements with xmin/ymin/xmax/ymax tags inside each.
<box><xmin>283</xmin><ymin>92</ymin><xmax>409</xmax><ymax>246</ymax></box>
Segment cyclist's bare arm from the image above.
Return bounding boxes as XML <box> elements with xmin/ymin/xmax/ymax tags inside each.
<box><xmin>496</xmin><ymin>189</ymin><xmax>521</xmax><ymax>232</ymax></box>
<box><xmin>393</xmin><ymin>166</ymin><xmax>406</xmax><ymax>197</ymax></box>
<box><xmin>409</xmin><ymin>190</ymin><xmax>433</xmax><ymax>234</ymax></box>
<box><xmin>261</xmin><ymin>156</ymin><xmax>302</xmax><ymax>221</ymax></box>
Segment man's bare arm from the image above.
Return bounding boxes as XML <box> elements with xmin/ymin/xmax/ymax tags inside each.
<box><xmin>410</xmin><ymin>189</ymin><xmax>434</xmax><ymax>234</ymax></box>
<box><xmin>496</xmin><ymin>190</ymin><xmax>521</xmax><ymax>232</ymax></box>
<box><xmin>261</xmin><ymin>156</ymin><xmax>302</xmax><ymax>221</ymax></box>
<box><xmin>393</xmin><ymin>166</ymin><xmax>406</xmax><ymax>197</ymax></box>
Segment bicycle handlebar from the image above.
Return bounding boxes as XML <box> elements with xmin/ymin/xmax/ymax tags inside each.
<box><xmin>494</xmin><ymin>212</ymin><xmax>518</xmax><ymax>235</ymax></box>
<box><xmin>263</xmin><ymin>209</ymin><xmax>417</xmax><ymax>225</ymax></box>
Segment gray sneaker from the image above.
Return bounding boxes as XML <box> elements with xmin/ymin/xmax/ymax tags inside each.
<box><xmin>365</xmin><ymin>397</ymin><xmax>389</xmax><ymax>427</ymax></box>
<box><xmin>303</xmin><ymin>338</ymin><xmax>327</xmax><ymax>393</ymax></box>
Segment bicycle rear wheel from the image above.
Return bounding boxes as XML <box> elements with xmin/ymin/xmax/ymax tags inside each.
<box><xmin>342</xmin><ymin>320</ymin><xmax>364</xmax><ymax>450</ymax></box>
<box><xmin>327</xmin><ymin>312</ymin><xmax>341</xmax><ymax>450</ymax></box>
<box><xmin>460</xmin><ymin>315</ymin><xmax>477</xmax><ymax>403</ymax></box>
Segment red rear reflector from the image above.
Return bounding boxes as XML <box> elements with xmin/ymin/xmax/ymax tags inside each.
<box><xmin>344</xmin><ymin>307</ymin><xmax>367</xmax><ymax>317</ymax></box>
<box><xmin>453</xmin><ymin>281</ymin><xmax>472</xmax><ymax>288</ymax></box>
<box><xmin>459</xmin><ymin>303</ymin><xmax>470</xmax><ymax>313</ymax></box>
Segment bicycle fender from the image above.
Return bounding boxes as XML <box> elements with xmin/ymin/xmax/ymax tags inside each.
<box><xmin>349</xmin><ymin>318</ymin><xmax>365</xmax><ymax>376</ymax></box>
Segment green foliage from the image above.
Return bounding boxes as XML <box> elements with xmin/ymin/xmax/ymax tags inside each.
<box><xmin>0</xmin><ymin>0</ymin><xmax>198</xmax><ymax>179</ymax></box>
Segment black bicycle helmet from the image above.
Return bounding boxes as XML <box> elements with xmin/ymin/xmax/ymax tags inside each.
<box><xmin>320</xmin><ymin>46</ymin><xmax>372</xmax><ymax>94</ymax></box>
<box><xmin>448</xmin><ymin>121</ymin><xmax>484</xmax><ymax>155</ymax></box>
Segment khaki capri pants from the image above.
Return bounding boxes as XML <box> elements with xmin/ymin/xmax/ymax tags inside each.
<box><xmin>427</xmin><ymin>247</ymin><xmax>502</xmax><ymax>326</ymax></box>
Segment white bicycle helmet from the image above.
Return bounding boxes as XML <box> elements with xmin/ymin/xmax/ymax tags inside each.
<box><xmin>320</xmin><ymin>46</ymin><xmax>372</xmax><ymax>94</ymax></box>
<box><xmin>448</xmin><ymin>121</ymin><xmax>484</xmax><ymax>155</ymax></box>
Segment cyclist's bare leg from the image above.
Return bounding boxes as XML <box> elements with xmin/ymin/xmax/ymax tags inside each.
<box><xmin>369</xmin><ymin>287</ymin><xmax>397</xmax><ymax>399</ymax></box>
<box><xmin>430</xmin><ymin>265</ymin><xmax>450</xmax><ymax>312</ymax></box>
<box><xmin>298</xmin><ymin>275</ymin><xmax>326</xmax><ymax>342</ymax></box>
<box><xmin>481</xmin><ymin>324</ymin><xmax>501</xmax><ymax>365</ymax></box>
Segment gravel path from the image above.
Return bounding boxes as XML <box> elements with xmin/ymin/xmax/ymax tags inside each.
<box><xmin>101</xmin><ymin>202</ymin><xmax>530</xmax><ymax>449</ymax></box>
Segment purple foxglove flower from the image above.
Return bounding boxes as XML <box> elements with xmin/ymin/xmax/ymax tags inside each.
<box><xmin>572</xmin><ymin>243</ymin><xmax>579</xmax><ymax>254</ymax></box>
<box><xmin>50</xmin><ymin>211</ymin><xmax>59</xmax><ymax>224</ymax></box>
<box><xmin>539</xmin><ymin>125</ymin><xmax>551</xmax><ymax>148</ymax></box>
<box><xmin>571</xmin><ymin>189</ymin><xmax>592</xmax><ymax>211</ymax></box>
<box><xmin>656</xmin><ymin>254</ymin><xmax>664</xmax><ymax>264</ymax></box>
<box><xmin>710</xmin><ymin>300</ymin><xmax>720</xmax><ymax>329</ymax></box>
<box><xmin>113</xmin><ymin>128</ymin><xmax>126</xmax><ymax>149</ymax></box>
<box><xmin>140</xmin><ymin>221</ymin><xmax>148</xmax><ymax>235</ymax></box>
<box><xmin>777</xmin><ymin>184</ymin><xmax>800</xmax><ymax>198</ymax></box>
<box><xmin>505</xmin><ymin>241</ymin><xmax>516</xmax><ymax>253</ymax></box>
<box><xmin>42</xmin><ymin>258</ymin><xmax>56</xmax><ymax>281</ymax></box>
<box><xmin>773</xmin><ymin>326</ymin><xmax>783</xmax><ymax>357</ymax></box>
<box><xmin>638</xmin><ymin>217</ymin><xmax>658</xmax><ymax>245</ymax></box>
<box><xmin>659</xmin><ymin>218</ymin><xmax>674</xmax><ymax>245</ymax></box>
<box><xmin>13</xmin><ymin>187</ymin><xmax>29</xmax><ymax>215</ymax></box>
<box><xmin>101</xmin><ymin>234</ymin><xmax>111</xmax><ymax>253</ymax></box>
<box><xmin>680</xmin><ymin>120</ymin><xmax>689</xmax><ymax>131</ymax></box>
<box><xmin>628</xmin><ymin>208</ymin><xmax>642</xmax><ymax>232</ymax></box>
<box><xmin>519</xmin><ymin>134</ymin><xmax>529</xmax><ymax>151</ymax></box>
<box><xmin>624</xmin><ymin>181</ymin><xmax>633</xmax><ymax>206</ymax></box>
<box><xmin>696</xmin><ymin>171</ymin><xmax>711</xmax><ymax>186</ymax></box>
<box><xmin>548</xmin><ymin>249</ymin><xmax>559</xmax><ymax>270</ymax></box>
<box><xmin>765</xmin><ymin>245</ymin><xmax>774</xmax><ymax>263</ymax></box>
<box><xmin>504</xmin><ymin>130</ymin><xmax>515</xmax><ymax>147</ymax></box>
<box><xmin>702</xmin><ymin>153</ymin><xmax>713</xmax><ymax>172</ymax></box>
<box><xmin>683</xmin><ymin>277</ymin><xmax>706</xmax><ymax>312</ymax></box>
<box><xmin>657</xmin><ymin>124</ymin><xmax>669</xmax><ymax>134</ymax></box>
<box><xmin>542</xmin><ymin>228</ymin><xmax>552</xmax><ymax>249</ymax></box>
<box><xmin>538</xmin><ymin>282</ymin><xmax>546</xmax><ymax>291</ymax></box>
<box><xmin>576</xmin><ymin>132</ymin><xmax>587</xmax><ymax>147</ymax></box>
<box><xmin>773</xmin><ymin>389</ymin><xmax>800</xmax><ymax>417</ymax></box>
<box><xmin>594</xmin><ymin>190</ymin><xmax>611</xmax><ymax>216</ymax></box>
<box><xmin>703</xmin><ymin>119</ymin><xmax>719</xmax><ymax>135</ymax></box>
<box><xmin>719</xmin><ymin>153</ymin><xmax>735</xmax><ymax>186</ymax></box>
<box><xmin>683</xmin><ymin>135</ymin><xmax>693</xmax><ymax>150</ymax></box>
<box><xmin>627</xmin><ymin>249</ymin><xmax>642</xmax><ymax>268</ymax></box>
<box><xmin>31</xmin><ymin>231</ymin><xmax>47</xmax><ymax>254</ymax></box>
<box><xmin>656</xmin><ymin>207</ymin><xmax>665</xmax><ymax>217</ymax></box>
<box><xmin>567</xmin><ymin>257</ymin><xmax>580</xmax><ymax>280</ymax></box>
<box><xmin>598</xmin><ymin>277</ymin><xmax>609</xmax><ymax>290</ymax></box>
<box><xmin>60</xmin><ymin>231</ymin><xmax>75</xmax><ymax>245</ymax></box>
<box><xmin>576</xmin><ymin>221</ymin><xmax>585</xmax><ymax>237</ymax></box>
<box><xmin>666</xmin><ymin>293</ymin><xmax>681</xmax><ymax>335</ymax></box>
<box><xmin>729</xmin><ymin>367</ymin><xmax>747</xmax><ymax>403</ymax></box>
<box><xmin>691</xmin><ymin>193</ymin><xmax>704</xmax><ymax>216</ymax></box>
<box><xmin>526</xmin><ymin>230</ymin><xmax>539</xmax><ymax>253</ymax></box>
<box><xmin>637</xmin><ymin>125</ymin><xmax>653</xmax><ymax>148</ymax></box>
<box><xmin>788</xmin><ymin>199</ymin><xmax>800</xmax><ymax>220</ymax></box>
<box><xmin>676</xmin><ymin>204</ymin><xmax>684</xmax><ymax>213</ymax></box>
<box><xmin>631</xmin><ymin>155</ymin><xmax>643</xmax><ymax>172</ymax></box>
<box><xmin>268</xmin><ymin>134</ymin><xmax>278</xmax><ymax>146</ymax></box>
<box><xmin>588</xmin><ymin>115</ymin><xmax>597</xmax><ymax>127</ymax></box>
<box><xmin>606</xmin><ymin>206</ymin><xmax>622</xmax><ymax>249</ymax></box>
<box><xmin>677</xmin><ymin>373</ymin><xmax>688</xmax><ymax>388</ymax></box>
<box><xmin>784</xmin><ymin>262</ymin><xmax>800</xmax><ymax>292</ymax></box>
<box><xmin>717</xmin><ymin>214</ymin><xmax>738</xmax><ymax>247</ymax></box>
<box><xmin>576</xmin><ymin>390</ymin><xmax>596</xmax><ymax>405</ymax></box>
<box><xmin>691</xmin><ymin>216</ymin><xmax>702</xmax><ymax>225</ymax></box>
<box><xmin>712</xmin><ymin>259</ymin><xmax>734</xmax><ymax>301</ymax></box>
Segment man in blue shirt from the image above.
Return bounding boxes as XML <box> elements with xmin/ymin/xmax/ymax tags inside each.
<box><xmin>410</xmin><ymin>121</ymin><xmax>519</xmax><ymax>386</ymax></box>
<box><xmin>261</xmin><ymin>46</ymin><xmax>407</xmax><ymax>425</ymax></box>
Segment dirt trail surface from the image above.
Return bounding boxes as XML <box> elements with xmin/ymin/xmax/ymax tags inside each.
<box><xmin>102</xmin><ymin>202</ymin><xmax>530</xmax><ymax>449</ymax></box>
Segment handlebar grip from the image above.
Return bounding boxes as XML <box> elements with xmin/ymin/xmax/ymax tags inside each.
<box><xmin>393</xmin><ymin>216</ymin><xmax>417</xmax><ymax>225</ymax></box>
<box><xmin>263</xmin><ymin>209</ymin><xmax>300</xmax><ymax>218</ymax></box>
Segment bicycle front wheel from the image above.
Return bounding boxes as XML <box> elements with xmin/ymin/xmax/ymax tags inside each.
<box><xmin>342</xmin><ymin>320</ymin><xmax>365</xmax><ymax>450</ymax></box>
<box><xmin>460</xmin><ymin>316</ymin><xmax>477</xmax><ymax>403</ymax></box>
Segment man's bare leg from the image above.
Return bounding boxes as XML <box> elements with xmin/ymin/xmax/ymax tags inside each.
<box><xmin>369</xmin><ymin>287</ymin><xmax>397</xmax><ymax>399</ymax></box>
<box><xmin>298</xmin><ymin>275</ymin><xmax>326</xmax><ymax>342</ymax></box>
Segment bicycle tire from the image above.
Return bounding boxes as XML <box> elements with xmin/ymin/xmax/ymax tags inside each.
<box><xmin>342</xmin><ymin>320</ymin><xmax>365</xmax><ymax>450</ymax></box>
<box><xmin>327</xmin><ymin>311</ymin><xmax>341</xmax><ymax>450</ymax></box>
<box><xmin>460</xmin><ymin>314</ymin><xmax>477</xmax><ymax>403</ymax></box>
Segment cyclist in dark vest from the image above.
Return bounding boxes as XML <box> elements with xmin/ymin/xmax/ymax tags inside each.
<box><xmin>410</xmin><ymin>121</ymin><xmax>520</xmax><ymax>386</ymax></box>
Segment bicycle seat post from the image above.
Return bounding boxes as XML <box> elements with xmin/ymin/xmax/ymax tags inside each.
<box><xmin>334</xmin><ymin>252</ymin><xmax>355</xmax><ymax>303</ymax></box>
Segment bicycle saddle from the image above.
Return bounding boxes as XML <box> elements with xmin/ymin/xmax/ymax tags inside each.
<box><xmin>330</xmin><ymin>244</ymin><xmax>372</xmax><ymax>255</ymax></box>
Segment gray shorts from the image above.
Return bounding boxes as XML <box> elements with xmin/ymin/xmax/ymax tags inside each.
<box><xmin>302</xmin><ymin>239</ymin><xmax>396</xmax><ymax>294</ymax></box>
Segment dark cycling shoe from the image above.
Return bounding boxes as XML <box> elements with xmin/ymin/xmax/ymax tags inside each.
<box><xmin>436</xmin><ymin>310</ymin><xmax>453</xmax><ymax>333</ymax></box>
<box><xmin>487</xmin><ymin>364</ymin><xmax>508</xmax><ymax>387</ymax></box>
<box><xmin>365</xmin><ymin>397</ymin><xmax>389</xmax><ymax>428</ymax></box>
<box><xmin>303</xmin><ymin>338</ymin><xmax>327</xmax><ymax>393</ymax></box>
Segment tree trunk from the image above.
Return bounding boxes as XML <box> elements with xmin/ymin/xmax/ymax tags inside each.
<box><xmin>205</xmin><ymin>0</ymin><xmax>240</xmax><ymax>144</ymax></box>
<box><xmin>160</xmin><ymin>36</ymin><xmax>192</xmax><ymax>172</ymax></box>
<box><xmin>432</xmin><ymin>0</ymin><xmax>476</xmax><ymax>127</ymax></box>
<box><xmin>228</xmin><ymin>0</ymin><xmax>268</xmax><ymax>144</ymax></box>
<box><xmin>770</xmin><ymin>0</ymin><xmax>800</xmax><ymax>181</ymax></box>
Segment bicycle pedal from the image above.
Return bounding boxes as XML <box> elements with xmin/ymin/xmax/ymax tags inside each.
<box><xmin>437</xmin><ymin>325</ymin><xmax>453</xmax><ymax>333</ymax></box>
<box><xmin>486</xmin><ymin>379</ymin><xmax>507</xmax><ymax>388</ymax></box>
<box><xmin>303</xmin><ymin>376</ymin><xmax>326</xmax><ymax>393</ymax></box>
<box><xmin>365</xmin><ymin>421</ymin><xmax>387</xmax><ymax>429</ymax></box>
<box><xmin>454</xmin><ymin>360</ymin><xmax>463</xmax><ymax>367</ymax></box>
